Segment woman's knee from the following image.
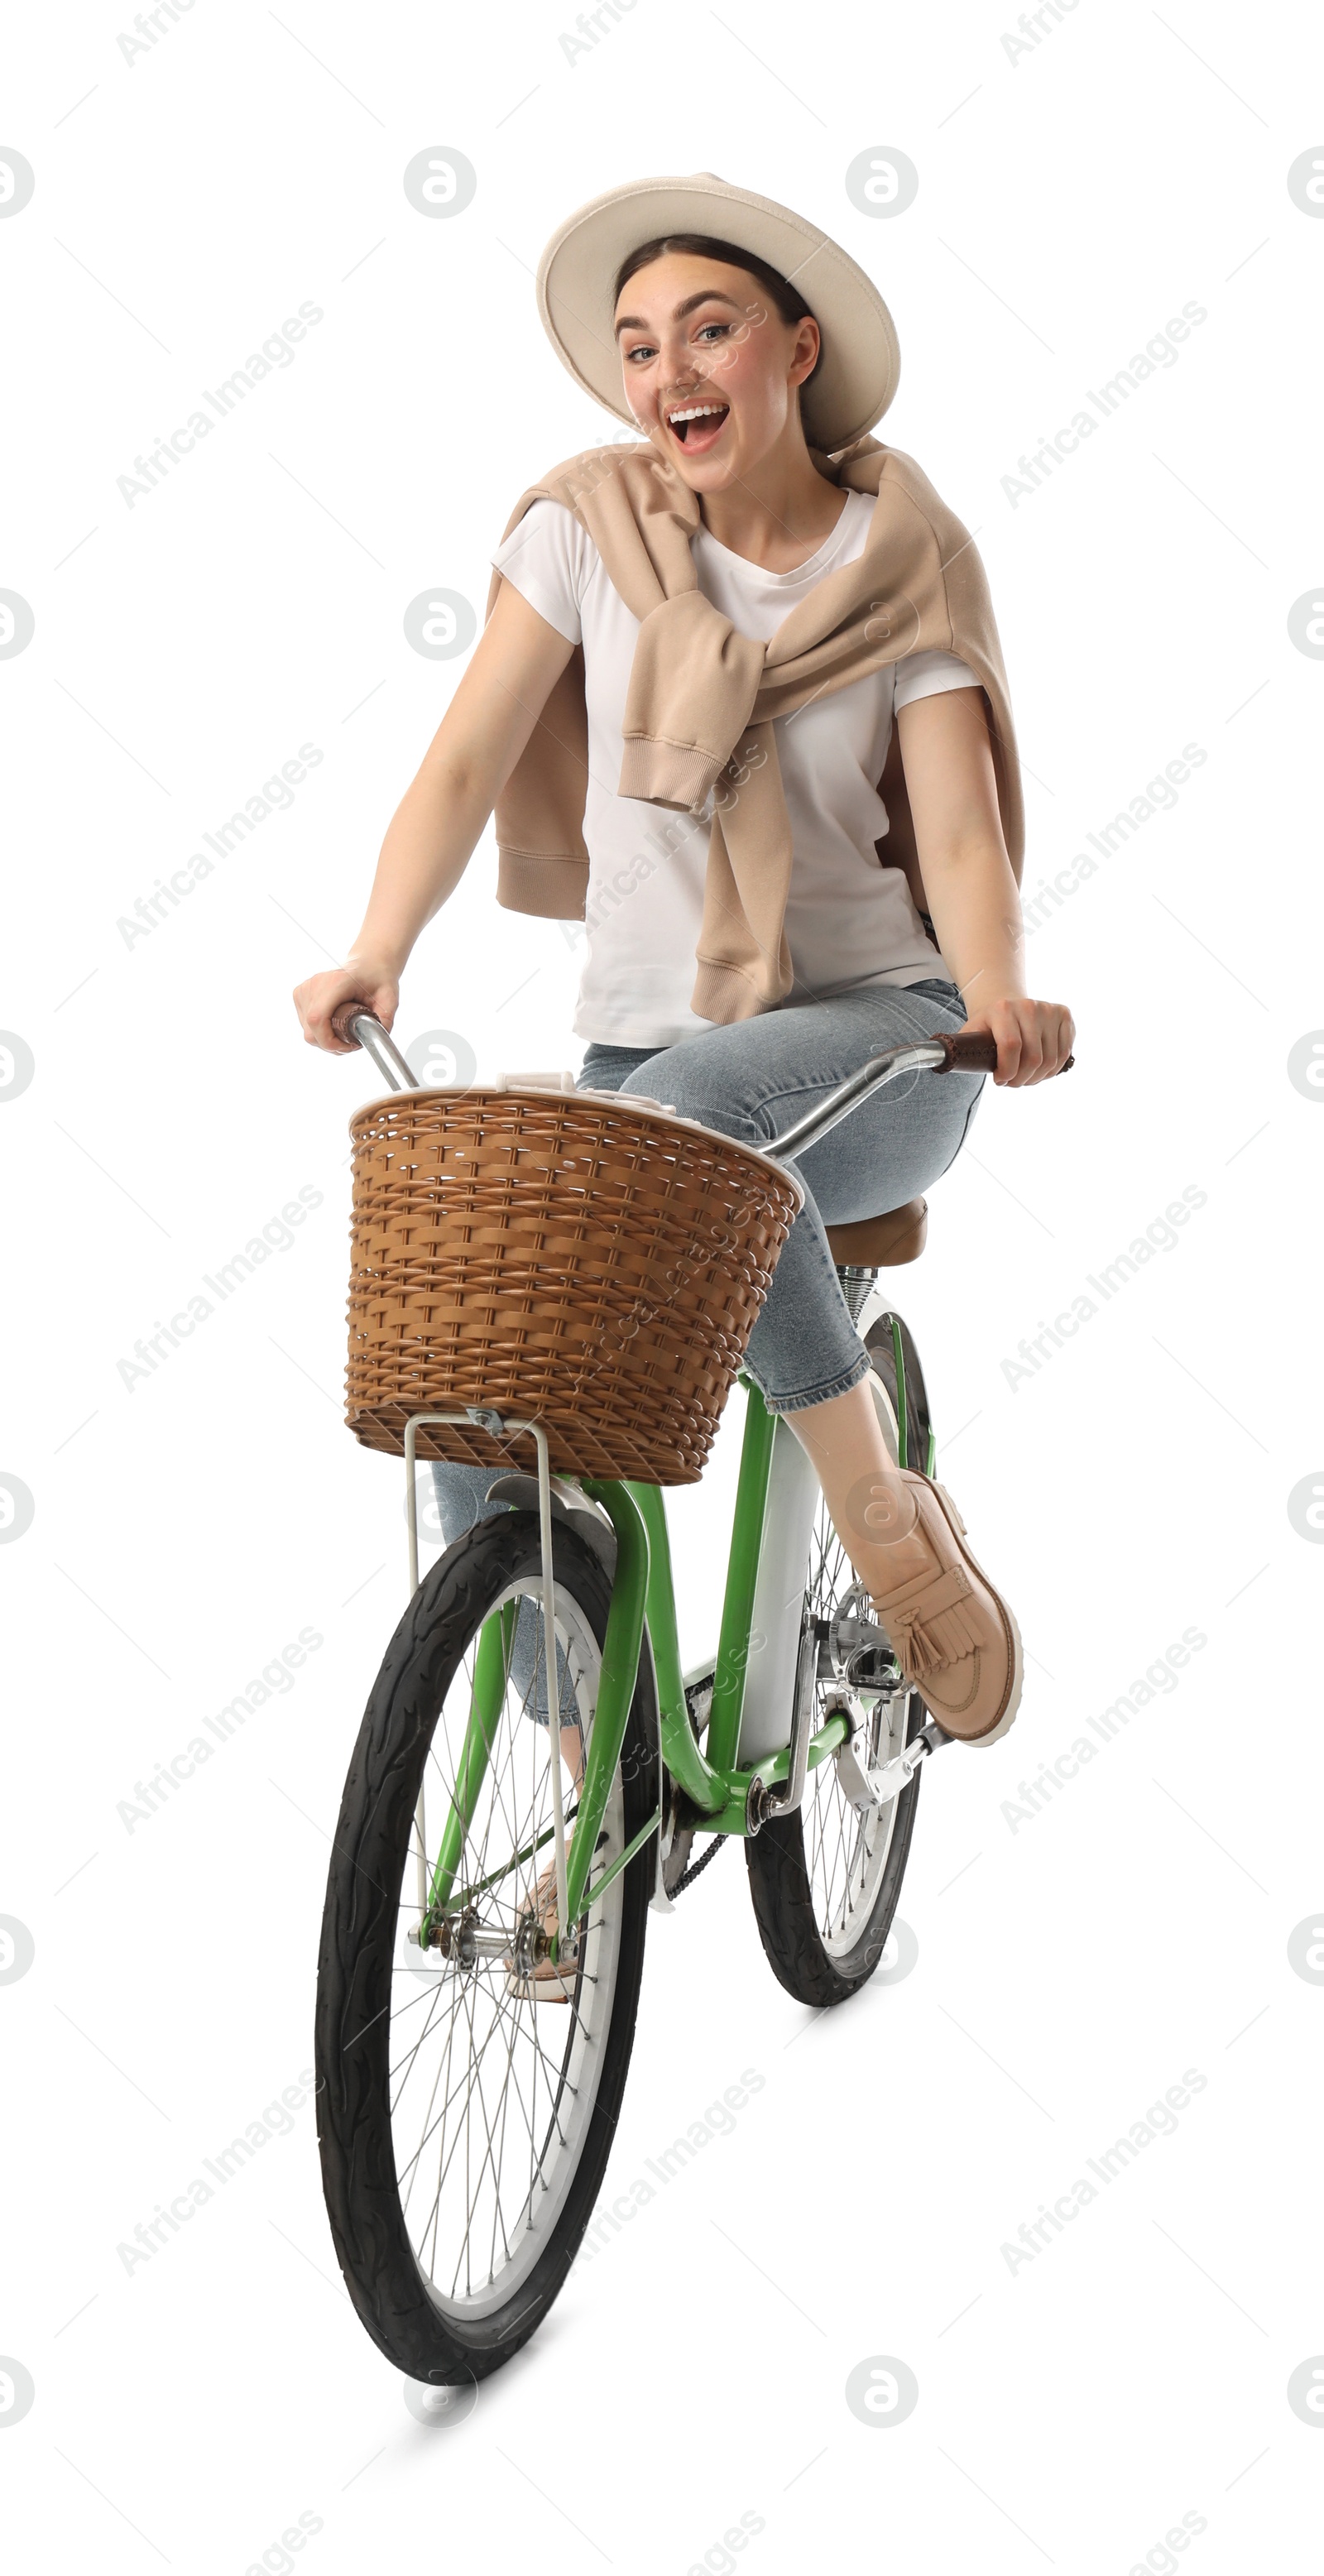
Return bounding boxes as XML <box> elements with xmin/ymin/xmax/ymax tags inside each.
<box><xmin>621</xmin><ymin>1040</ymin><xmax>756</xmax><ymax>1142</ymax></box>
<box><xmin>620</xmin><ymin>1043</ymin><xmax>693</xmax><ymax>1106</ymax></box>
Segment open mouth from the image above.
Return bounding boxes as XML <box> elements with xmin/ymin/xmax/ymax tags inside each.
<box><xmin>666</xmin><ymin>402</ymin><xmax>731</xmax><ymax>452</ymax></box>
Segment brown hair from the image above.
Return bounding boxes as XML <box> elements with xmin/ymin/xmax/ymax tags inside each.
<box><xmin>612</xmin><ymin>233</ymin><xmax>823</xmax><ymax>388</ymax></box>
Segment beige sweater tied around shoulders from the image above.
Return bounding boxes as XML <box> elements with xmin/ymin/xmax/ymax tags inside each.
<box><xmin>487</xmin><ymin>436</ymin><xmax>1024</xmax><ymax>1026</ymax></box>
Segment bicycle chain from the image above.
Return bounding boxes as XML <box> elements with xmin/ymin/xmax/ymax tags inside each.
<box><xmin>668</xmin><ymin>1830</ymin><xmax>729</xmax><ymax>1899</ymax></box>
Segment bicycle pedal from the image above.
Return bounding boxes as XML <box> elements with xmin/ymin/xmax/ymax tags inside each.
<box><xmin>836</xmin><ymin>1714</ymin><xmax>952</xmax><ymax>1813</ymax></box>
<box><xmin>836</xmin><ymin>1739</ymin><xmax>909</xmax><ymax>1815</ymax></box>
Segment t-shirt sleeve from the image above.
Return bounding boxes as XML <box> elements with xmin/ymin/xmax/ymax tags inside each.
<box><xmin>892</xmin><ymin>646</ymin><xmax>982</xmax><ymax>709</ymax></box>
<box><xmin>490</xmin><ymin>496</ymin><xmax>590</xmax><ymax>645</ymax></box>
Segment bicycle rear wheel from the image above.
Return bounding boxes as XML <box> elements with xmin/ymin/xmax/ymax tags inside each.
<box><xmin>745</xmin><ymin>1333</ymin><xmax>929</xmax><ymax>2009</ymax></box>
<box><xmin>865</xmin><ymin>1307</ymin><xmax>933</xmax><ymax>1475</ymax></box>
<box><xmin>315</xmin><ymin>1513</ymin><xmax>658</xmax><ymax>2385</ymax></box>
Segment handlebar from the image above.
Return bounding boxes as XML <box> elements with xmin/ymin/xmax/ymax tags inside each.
<box><xmin>767</xmin><ymin>1028</ymin><xmax>1072</xmax><ymax>1160</ymax></box>
<box><xmin>329</xmin><ymin>1001</ymin><xmax>419</xmax><ymax>1093</ymax></box>
<box><xmin>327</xmin><ymin>1005</ymin><xmax>1072</xmax><ymax>1164</ymax></box>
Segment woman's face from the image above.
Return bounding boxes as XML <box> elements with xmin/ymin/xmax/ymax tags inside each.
<box><xmin>612</xmin><ymin>252</ymin><xmax>820</xmax><ymax>487</ymax></box>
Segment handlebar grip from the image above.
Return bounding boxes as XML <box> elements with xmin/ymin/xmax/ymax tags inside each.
<box><xmin>330</xmin><ymin>1000</ymin><xmax>370</xmax><ymax>1048</ymax></box>
<box><xmin>933</xmin><ymin>1029</ymin><xmax>998</xmax><ymax>1072</ymax></box>
<box><xmin>930</xmin><ymin>1031</ymin><xmax>1075</xmax><ymax>1076</ymax></box>
<box><xmin>325</xmin><ymin>1005</ymin><xmax>420</xmax><ymax>1095</ymax></box>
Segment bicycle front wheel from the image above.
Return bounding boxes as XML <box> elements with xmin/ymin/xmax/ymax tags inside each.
<box><xmin>315</xmin><ymin>1512</ymin><xmax>657</xmax><ymax>2386</ymax></box>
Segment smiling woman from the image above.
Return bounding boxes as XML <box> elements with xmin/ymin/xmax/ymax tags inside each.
<box><xmin>294</xmin><ymin>170</ymin><xmax>1075</xmax><ymax>1762</ymax></box>
<box><xmin>613</xmin><ymin>228</ymin><xmax>823</xmax><ymax>467</ymax></box>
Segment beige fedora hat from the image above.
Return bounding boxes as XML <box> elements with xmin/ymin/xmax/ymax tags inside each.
<box><xmin>535</xmin><ymin>171</ymin><xmax>900</xmax><ymax>455</ymax></box>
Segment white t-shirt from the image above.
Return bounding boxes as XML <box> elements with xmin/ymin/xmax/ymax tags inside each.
<box><xmin>491</xmin><ymin>488</ymin><xmax>981</xmax><ymax>1045</ymax></box>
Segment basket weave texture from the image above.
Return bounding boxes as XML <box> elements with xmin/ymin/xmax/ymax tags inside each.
<box><xmin>343</xmin><ymin>1089</ymin><xmax>803</xmax><ymax>1485</ymax></box>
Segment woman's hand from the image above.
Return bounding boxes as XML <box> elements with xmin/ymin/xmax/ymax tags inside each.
<box><xmin>964</xmin><ymin>994</ymin><xmax>1075</xmax><ymax>1087</ymax></box>
<box><xmin>294</xmin><ymin>959</ymin><xmax>400</xmax><ymax>1055</ymax></box>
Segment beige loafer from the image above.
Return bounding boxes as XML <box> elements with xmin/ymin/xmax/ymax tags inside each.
<box><xmin>868</xmin><ymin>1471</ymin><xmax>1023</xmax><ymax>1746</ymax></box>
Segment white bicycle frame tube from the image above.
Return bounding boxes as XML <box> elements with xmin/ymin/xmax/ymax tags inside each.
<box><xmin>735</xmin><ymin>1418</ymin><xmax>822</xmax><ymax>1769</ymax></box>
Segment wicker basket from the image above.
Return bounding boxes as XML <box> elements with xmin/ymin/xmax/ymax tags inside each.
<box><xmin>343</xmin><ymin>1086</ymin><xmax>804</xmax><ymax>1485</ymax></box>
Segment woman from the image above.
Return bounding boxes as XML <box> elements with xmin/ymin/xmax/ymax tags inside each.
<box><xmin>295</xmin><ymin>173</ymin><xmax>1073</xmax><ymax>1770</ymax></box>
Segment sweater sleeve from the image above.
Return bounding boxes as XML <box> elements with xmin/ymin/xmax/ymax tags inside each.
<box><xmin>491</xmin><ymin>496</ymin><xmax>591</xmax><ymax>645</ymax></box>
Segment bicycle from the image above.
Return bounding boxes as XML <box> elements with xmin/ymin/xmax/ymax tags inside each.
<box><xmin>313</xmin><ymin>1012</ymin><xmax>1044</xmax><ymax>2387</ymax></box>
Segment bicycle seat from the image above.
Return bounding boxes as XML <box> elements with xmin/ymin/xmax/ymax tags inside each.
<box><xmin>824</xmin><ymin>1197</ymin><xmax>927</xmax><ymax>1269</ymax></box>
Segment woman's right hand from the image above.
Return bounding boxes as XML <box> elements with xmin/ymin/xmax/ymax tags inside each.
<box><xmin>293</xmin><ymin>959</ymin><xmax>401</xmax><ymax>1055</ymax></box>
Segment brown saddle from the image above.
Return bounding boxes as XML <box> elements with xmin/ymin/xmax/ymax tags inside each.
<box><xmin>824</xmin><ymin>1197</ymin><xmax>927</xmax><ymax>1269</ymax></box>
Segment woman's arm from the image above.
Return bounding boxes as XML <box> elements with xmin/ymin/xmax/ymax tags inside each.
<box><xmin>895</xmin><ymin>686</ymin><xmax>1073</xmax><ymax>1087</ymax></box>
<box><xmin>293</xmin><ymin>579</ymin><xmax>575</xmax><ymax>1052</ymax></box>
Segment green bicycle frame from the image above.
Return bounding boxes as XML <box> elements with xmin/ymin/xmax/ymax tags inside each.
<box><xmin>419</xmin><ymin>1378</ymin><xmax>863</xmax><ymax>1953</ymax></box>
<box><xmin>343</xmin><ymin>1011</ymin><xmax>957</xmax><ymax>1964</ymax></box>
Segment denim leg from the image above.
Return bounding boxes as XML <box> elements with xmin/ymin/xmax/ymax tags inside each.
<box><xmin>429</xmin><ymin>1461</ymin><xmax>510</xmax><ymax>1552</ymax></box>
<box><xmin>613</xmin><ymin>981</ymin><xmax>981</xmax><ymax>1413</ymax></box>
<box><xmin>427</xmin><ymin>1465</ymin><xmax>583</xmax><ymax>1731</ymax></box>
<box><xmin>578</xmin><ymin>1043</ymin><xmax>660</xmax><ymax>1091</ymax></box>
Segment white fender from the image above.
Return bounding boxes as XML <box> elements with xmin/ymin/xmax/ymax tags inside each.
<box><xmin>734</xmin><ymin>1353</ymin><xmax>901</xmax><ymax>1770</ymax></box>
<box><xmin>735</xmin><ymin>1418</ymin><xmax>821</xmax><ymax>1768</ymax></box>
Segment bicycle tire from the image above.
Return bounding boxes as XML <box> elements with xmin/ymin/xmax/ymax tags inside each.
<box><xmin>744</xmin><ymin>1688</ymin><xmax>924</xmax><ymax>2008</ymax></box>
<box><xmin>315</xmin><ymin>1513</ymin><xmax>658</xmax><ymax>2385</ymax></box>
<box><xmin>745</xmin><ymin>1331</ymin><xmax>930</xmax><ymax>2008</ymax></box>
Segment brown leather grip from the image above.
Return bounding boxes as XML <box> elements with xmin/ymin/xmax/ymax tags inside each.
<box><xmin>330</xmin><ymin>1000</ymin><xmax>369</xmax><ymax>1048</ymax></box>
<box><xmin>932</xmin><ymin>1029</ymin><xmax>998</xmax><ymax>1072</ymax></box>
<box><xmin>930</xmin><ymin>1031</ymin><xmax>1075</xmax><ymax>1076</ymax></box>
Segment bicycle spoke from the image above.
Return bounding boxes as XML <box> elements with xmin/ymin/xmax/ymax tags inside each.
<box><xmin>800</xmin><ymin>1499</ymin><xmax>902</xmax><ymax>1955</ymax></box>
<box><xmin>416</xmin><ymin>1992</ymin><xmax>534</xmax><ymax>2280</ymax></box>
<box><xmin>398</xmin><ymin>1983</ymin><xmax>516</xmax><ymax>2200</ymax></box>
<box><xmin>453</xmin><ymin>1973</ymin><xmax>509</xmax><ymax>2299</ymax></box>
<box><xmin>485</xmin><ymin>1961</ymin><xmax>525</xmax><ymax>2287</ymax></box>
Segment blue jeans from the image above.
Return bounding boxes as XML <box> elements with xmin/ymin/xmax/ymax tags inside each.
<box><xmin>429</xmin><ymin>976</ymin><xmax>981</xmax><ymax>1682</ymax></box>
<box><xmin>580</xmin><ymin>976</ymin><xmax>981</xmax><ymax>1411</ymax></box>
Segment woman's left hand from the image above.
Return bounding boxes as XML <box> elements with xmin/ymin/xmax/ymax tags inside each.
<box><xmin>964</xmin><ymin>995</ymin><xmax>1075</xmax><ymax>1087</ymax></box>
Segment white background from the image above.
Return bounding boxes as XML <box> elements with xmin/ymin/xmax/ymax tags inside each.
<box><xmin>2</xmin><ymin>1</ymin><xmax>1322</xmax><ymax>2569</ymax></box>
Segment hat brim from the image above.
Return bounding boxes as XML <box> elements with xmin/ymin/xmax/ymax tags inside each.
<box><xmin>535</xmin><ymin>172</ymin><xmax>899</xmax><ymax>456</ymax></box>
